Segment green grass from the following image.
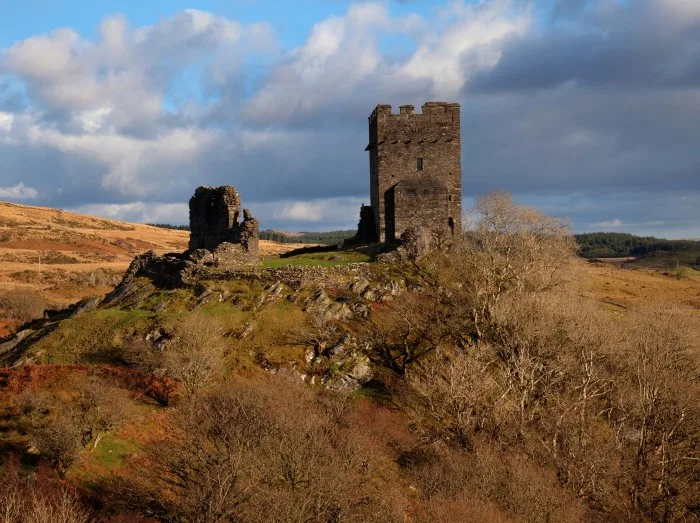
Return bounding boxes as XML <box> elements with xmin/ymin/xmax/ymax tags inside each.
<box><xmin>94</xmin><ymin>308</ymin><xmax>155</xmax><ymax>328</ymax></box>
<box><xmin>260</xmin><ymin>251</ymin><xmax>372</xmax><ymax>268</ymax></box>
<box><xmin>92</xmin><ymin>435</ymin><xmax>134</xmax><ymax>467</ymax></box>
<box><xmin>632</xmin><ymin>249</ymin><xmax>700</xmax><ymax>269</ymax></box>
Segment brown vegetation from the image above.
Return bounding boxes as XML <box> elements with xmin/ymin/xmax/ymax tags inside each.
<box><xmin>355</xmin><ymin>193</ymin><xmax>700</xmax><ymax>521</ymax></box>
<box><xmin>0</xmin><ymin>290</ymin><xmax>50</xmax><ymax>324</ymax></box>
<box><xmin>21</xmin><ymin>374</ymin><xmax>130</xmax><ymax>477</ymax></box>
<box><xmin>110</xmin><ymin>376</ymin><xmax>401</xmax><ymax>522</ymax></box>
<box><xmin>0</xmin><ymin>456</ymin><xmax>89</xmax><ymax>523</ymax></box>
<box><xmin>0</xmin><ymin>193</ymin><xmax>698</xmax><ymax>521</ymax></box>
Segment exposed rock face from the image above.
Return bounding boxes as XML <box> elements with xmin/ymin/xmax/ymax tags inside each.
<box><xmin>120</xmin><ymin>251</ymin><xmax>195</xmax><ymax>288</ymax></box>
<box><xmin>377</xmin><ymin>226</ymin><xmax>439</xmax><ymax>262</ymax></box>
<box><xmin>188</xmin><ymin>186</ymin><xmax>259</xmax><ymax>267</ymax></box>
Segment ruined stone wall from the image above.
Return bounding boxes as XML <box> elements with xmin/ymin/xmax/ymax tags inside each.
<box><xmin>189</xmin><ymin>186</ymin><xmax>242</xmax><ymax>251</ymax></box>
<box><xmin>188</xmin><ymin>186</ymin><xmax>259</xmax><ymax>268</ymax></box>
<box><xmin>367</xmin><ymin>102</ymin><xmax>462</xmax><ymax>242</ymax></box>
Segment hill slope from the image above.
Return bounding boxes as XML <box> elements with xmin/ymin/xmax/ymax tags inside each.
<box><xmin>576</xmin><ymin>232</ymin><xmax>700</xmax><ymax>268</ymax></box>
<box><xmin>0</xmin><ymin>201</ymin><xmax>315</xmax><ymax>330</ymax></box>
<box><xmin>0</xmin><ymin>201</ymin><xmax>190</xmax><ymax>305</ymax></box>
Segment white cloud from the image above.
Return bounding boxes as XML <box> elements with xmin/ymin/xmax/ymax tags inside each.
<box><xmin>271</xmin><ymin>197</ymin><xmax>364</xmax><ymax>223</ymax></box>
<box><xmin>658</xmin><ymin>0</ymin><xmax>700</xmax><ymax>23</ymax></box>
<box><xmin>589</xmin><ymin>218</ymin><xmax>623</xmax><ymax>229</ymax></box>
<box><xmin>23</xmin><ymin>122</ymin><xmax>224</xmax><ymax>197</ymax></box>
<box><xmin>397</xmin><ymin>0</ymin><xmax>531</xmax><ymax>98</ymax></box>
<box><xmin>71</xmin><ymin>197</ymin><xmax>364</xmax><ymax>230</ymax></box>
<box><xmin>72</xmin><ymin>106</ymin><xmax>113</xmax><ymax>134</ymax></box>
<box><xmin>0</xmin><ymin>112</ymin><xmax>15</xmax><ymax>132</ymax></box>
<box><xmin>0</xmin><ymin>183</ymin><xmax>38</xmax><ymax>200</ymax></box>
<box><xmin>2</xmin><ymin>10</ymin><xmax>275</xmax><ymax>132</ymax></box>
<box><xmin>242</xmin><ymin>0</ymin><xmax>531</xmax><ymax>125</ymax></box>
<box><xmin>246</xmin><ymin>197</ymin><xmax>364</xmax><ymax>228</ymax></box>
<box><xmin>275</xmin><ymin>201</ymin><xmax>327</xmax><ymax>222</ymax></box>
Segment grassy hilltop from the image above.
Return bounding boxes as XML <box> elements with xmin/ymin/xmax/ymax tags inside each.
<box><xmin>0</xmin><ymin>195</ymin><xmax>698</xmax><ymax>521</ymax></box>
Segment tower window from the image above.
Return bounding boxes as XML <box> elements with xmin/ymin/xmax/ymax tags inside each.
<box><xmin>417</xmin><ymin>158</ymin><xmax>423</xmax><ymax>171</ymax></box>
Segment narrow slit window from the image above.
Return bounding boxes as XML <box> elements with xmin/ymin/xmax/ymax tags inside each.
<box><xmin>417</xmin><ymin>158</ymin><xmax>423</xmax><ymax>171</ymax></box>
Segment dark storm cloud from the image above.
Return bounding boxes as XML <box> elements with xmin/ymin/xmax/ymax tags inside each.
<box><xmin>470</xmin><ymin>10</ymin><xmax>700</xmax><ymax>92</ymax></box>
<box><xmin>0</xmin><ymin>1</ymin><xmax>698</xmax><ymax>235</ymax></box>
<box><xmin>448</xmin><ymin>0</ymin><xmax>700</xmax><ymax>237</ymax></box>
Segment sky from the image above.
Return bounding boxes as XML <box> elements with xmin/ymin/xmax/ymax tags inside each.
<box><xmin>0</xmin><ymin>0</ymin><xmax>698</xmax><ymax>237</ymax></box>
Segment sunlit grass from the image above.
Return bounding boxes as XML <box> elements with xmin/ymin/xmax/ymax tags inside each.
<box><xmin>260</xmin><ymin>251</ymin><xmax>372</xmax><ymax>268</ymax></box>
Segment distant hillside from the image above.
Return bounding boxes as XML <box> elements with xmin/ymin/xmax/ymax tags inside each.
<box><xmin>0</xmin><ymin>202</ymin><xmax>321</xmax><ymax>316</ymax></box>
<box><xmin>576</xmin><ymin>232</ymin><xmax>700</xmax><ymax>268</ymax></box>
<box><xmin>260</xmin><ymin>229</ymin><xmax>356</xmax><ymax>246</ymax></box>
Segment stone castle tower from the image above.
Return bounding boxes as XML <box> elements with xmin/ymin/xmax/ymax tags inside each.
<box><xmin>365</xmin><ymin>102</ymin><xmax>462</xmax><ymax>242</ymax></box>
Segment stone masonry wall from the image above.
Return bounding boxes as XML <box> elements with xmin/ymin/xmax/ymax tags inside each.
<box><xmin>188</xmin><ymin>186</ymin><xmax>259</xmax><ymax>268</ymax></box>
<box><xmin>367</xmin><ymin>102</ymin><xmax>462</xmax><ymax>242</ymax></box>
<box><xmin>390</xmin><ymin>180</ymin><xmax>451</xmax><ymax>241</ymax></box>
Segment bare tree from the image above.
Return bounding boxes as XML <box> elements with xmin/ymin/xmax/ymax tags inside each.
<box><xmin>428</xmin><ymin>192</ymin><xmax>578</xmax><ymax>339</ymax></box>
<box><xmin>129</xmin><ymin>378</ymin><xmax>399</xmax><ymax>522</ymax></box>
<box><xmin>618</xmin><ymin>305</ymin><xmax>700</xmax><ymax>521</ymax></box>
<box><xmin>407</xmin><ymin>349</ymin><xmax>499</xmax><ymax>450</ymax></box>
<box><xmin>359</xmin><ymin>291</ymin><xmax>451</xmax><ymax>375</ymax></box>
<box><xmin>161</xmin><ymin>314</ymin><xmax>227</xmax><ymax>397</ymax></box>
<box><xmin>0</xmin><ymin>456</ymin><xmax>90</xmax><ymax>522</ymax></box>
<box><xmin>29</xmin><ymin>417</ymin><xmax>83</xmax><ymax>479</ymax></box>
<box><xmin>0</xmin><ymin>291</ymin><xmax>49</xmax><ymax>324</ymax></box>
<box><xmin>72</xmin><ymin>375</ymin><xmax>128</xmax><ymax>449</ymax></box>
<box><xmin>25</xmin><ymin>374</ymin><xmax>129</xmax><ymax>477</ymax></box>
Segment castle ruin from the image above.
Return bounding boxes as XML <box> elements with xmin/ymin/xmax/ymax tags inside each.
<box><xmin>120</xmin><ymin>185</ymin><xmax>259</xmax><ymax>288</ymax></box>
<box><xmin>188</xmin><ymin>185</ymin><xmax>259</xmax><ymax>267</ymax></box>
<box><xmin>365</xmin><ymin>102</ymin><xmax>462</xmax><ymax>242</ymax></box>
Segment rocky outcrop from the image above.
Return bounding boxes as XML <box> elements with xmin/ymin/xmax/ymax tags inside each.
<box><xmin>377</xmin><ymin>225</ymin><xmax>439</xmax><ymax>262</ymax></box>
<box><xmin>119</xmin><ymin>251</ymin><xmax>199</xmax><ymax>288</ymax></box>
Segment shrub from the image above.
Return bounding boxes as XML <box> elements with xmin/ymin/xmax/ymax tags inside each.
<box><xmin>23</xmin><ymin>374</ymin><xmax>130</xmax><ymax>477</ymax></box>
<box><xmin>124</xmin><ymin>377</ymin><xmax>401</xmax><ymax>522</ymax></box>
<box><xmin>0</xmin><ymin>291</ymin><xmax>48</xmax><ymax>323</ymax></box>
<box><xmin>0</xmin><ymin>456</ymin><xmax>90</xmax><ymax>522</ymax></box>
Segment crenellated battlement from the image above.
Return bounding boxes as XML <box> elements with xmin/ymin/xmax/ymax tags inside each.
<box><xmin>368</xmin><ymin>102</ymin><xmax>460</xmax><ymax>122</ymax></box>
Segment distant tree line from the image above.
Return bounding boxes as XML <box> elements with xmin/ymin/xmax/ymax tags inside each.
<box><xmin>259</xmin><ymin>229</ymin><xmax>356</xmax><ymax>245</ymax></box>
<box><xmin>146</xmin><ymin>224</ymin><xmax>355</xmax><ymax>245</ymax></box>
<box><xmin>147</xmin><ymin>223</ymin><xmax>190</xmax><ymax>231</ymax></box>
<box><xmin>575</xmin><ymin>232</ymin><xmax>700</xmax><ymax>259</ymax></box>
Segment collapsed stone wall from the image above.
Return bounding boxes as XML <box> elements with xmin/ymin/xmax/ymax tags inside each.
<box><xmin>345</xmin><ymin>204</ymin><xmax>378</xmax><ymax>246</ymax></box>
<box><xmin>188</xmin><ymin>186</ymin><xmax>259</xmax><ymax>268</ymax></box>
